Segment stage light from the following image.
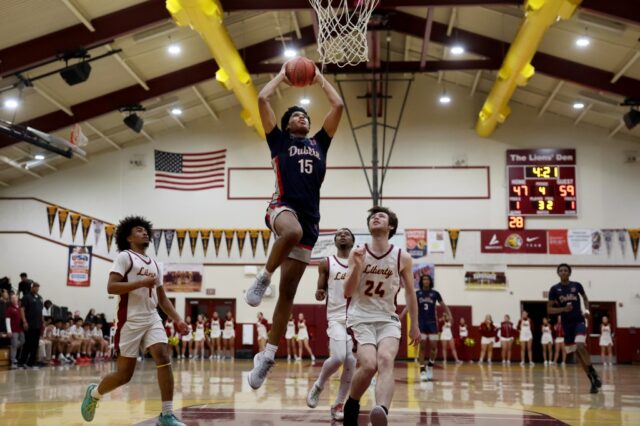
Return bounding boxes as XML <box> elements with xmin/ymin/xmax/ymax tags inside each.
<box><xmin>124</xmin><ymin>114</ymin><xmax>144</xmax><ymax>133</ymax></box>
<box><xmin>60</xmin><ymin>62</ymin><xmax>92</xmax><ymax>86</ymax></box>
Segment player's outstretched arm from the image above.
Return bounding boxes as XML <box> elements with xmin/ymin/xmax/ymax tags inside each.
<box><xmin>107</xmin><ymin>272</ymin><xmax>153</xmax><ymax>295</ymax></box>
<box><xmin>258</xmin><ymin>64</ymin><xmax>289</xmax><ymax>134</ymax></box>
<box><xmin>315</xmin><ymin>258</ymin><xmax>329</xmax><ymax>301</ymax></box>
<box><xmin>313</xmin><ymin>68</ymin><xmax>344</xmax><ymax>137</ymax></box>
<box><xmin>343</xmin><ymin>246</ymin><xmax>365</xmax><ymax>298</ymax></box>
<box><xmin>400</xmin><ymin>251</ymin><xmax>420</xmax><ymax>346</ymax></box>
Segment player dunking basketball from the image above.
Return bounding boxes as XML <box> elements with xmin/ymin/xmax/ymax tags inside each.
<box><xmin>343</xmin><ymin>207</ymin><xmax>420</xmax><ymax>426</ymax></box>
<box><xmin>244</xmin><ymin>62</ymin><xmax>344</xmax><ymax>389</ymax></box>
<box><xmin>81</xmin><ymin>216</ymin><xmax>187</xmax><ymax>426</ymax></box>
<box><xmin>306</xmin><ymin>228</ymin><xmax>356</xmax><ymax>421</ymax></box>
<box><xmin>547</xmin><ymin>263</ymin><xmax>602</xmax><ymax>393</ymax></box>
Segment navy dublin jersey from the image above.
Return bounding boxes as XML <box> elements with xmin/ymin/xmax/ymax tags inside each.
<box><xmin>548</xmin><ymin>281</ymin><xmax>585</xmax><ymax>323</ymax></box>
<box><xmin>416</xmin><ymin>289</ymin><xmax>442</xmax><ymax>325</ymax></box>
<box><xmin>267</xmin><ymin>126</ymin><xmax>332</xmax><ymax>221</ymax></box>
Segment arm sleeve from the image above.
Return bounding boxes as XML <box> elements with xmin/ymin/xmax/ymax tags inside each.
<box><xmin>266</xmin><ymin>126</ymin><xmax>284</xmax><ymax>157</ymax></box>
<box><xmin>110</xmin><ymin>252</ymin><xmax>131</xmax><ymax>276</ymax></box>
<box><xmin>313</xmin><ymin>127</ymin><xmax>332</xmax><ymax>153</ymax></box>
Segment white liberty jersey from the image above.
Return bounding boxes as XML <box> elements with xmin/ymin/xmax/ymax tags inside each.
<box><xmin>347</xmin><ymin>244</ymin><xmax>402</xmax><ymax>326</ymax></box>
<box><xmin>326</xmin><ymin>255</ymin><xmax>349</xmax><ymax>323</ymax></box>
<box><xmin>111</xmin><ymin>250</ymin><xmax>162</xmax><ymax>324</ymax></box>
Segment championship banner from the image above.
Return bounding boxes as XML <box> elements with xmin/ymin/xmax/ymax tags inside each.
<box><xmin>224</xmin><ymin>229</ymin><xmax>235</xmax><ymax>257</ymax></box>
<box><xmin>405</xmin><ymin>229</ymin><xmax>427</xmax><ymax>259</ymax></box>
<box><xmin>618</xmin><ymin>230</ymin><xmax>627</xmax><ymax>256</ymax></box>
<box><xmin>212</xmin><ymin>230</ymin><xmax>223</xmax><ymax>257</ymax></box>
<box><xmin>163</xmin><ymin>263</ymin><xmax>203</xmax><ymax>292</ymax></box>
<box><xmin>602</xmin><ymin>230</ymin><xmax>613</xmax><ymax>256</ymax></box>
<box><xmin>70</xmin><ymin>213</ymin><xmax>81</xmax><ymax>242</ymax></box>
<box><xmin>200</xmin><ymin>230</ymin><xmax>211</xmax><ymax>256</ymax></box>
<box><xmin>480</xmin><ymin>230</ymin><xmax>547</xmax><ymax>254</ymax></box>
<box><xmin>412</xmin><ymin>262</ymin><xmax>435</xmax><ymax>290</ymax></box>
<box><xmin>164</xmin><ymin>229</ymin><xmax>176</xmax><ymax>256</ymax></box>
<box><xmin>58</xmin><ymin>209</ymin><xmax>69</xmax><ymax>236</ymax></box>
<box><xmin>236</xmin><ymin>229</ymin><xmax>247</xmax><ymax>257</ymax></box>
<box><xmin>629</xmin><ymin>229</ymin><xmax>640</xmax><ymax>260</ymax></box>
<box><xmin>151</xmin><ymin>229</ymin><xmax>163</xmax><ymax>255</ymax></box>
<box><xmin>548</xmin><ymin>229</ymin><xmax>598</xmax><ymax>255</ymax></box>
<box><xmin>93</xmin><ymin>220</ymin><xmax>104</xmax><ymax>247</ymax></box>
<box><xmin>261</xmin><ymin>229</ymin><xmax>271</xmax><ymax>255</ymax></box>
<box><xmin>188</xmin><ymin>229</ymin><xmax>199</xmax><ymax>256</ymax></box>
<box><xmin>428</xmin><ymin>230</ymin><xmax>446</xmax><ymax>254</ymax></box>
<box><xmin>46</xmin><ymin>205</ymin><xmax>57</xmax><ymax>234</ymax></box>
<box><xmin>448</xmin><ymin>229</ymin><xmax>460</xmax><ymax>258</ymax></box>
<box><xmin>81</xmin><ymin>216</ymin><xmax>92</xmax><ymax>245</ymax></box>
<box><xmin>67</xmin><ymin>245</ymin><xmax>92</xmax><ymax>287</ymax></box>
<box><xmin>105</xmin><ymin>224</ymin><xmax>116</xmax><ymax>252</ymax></box>
<box><xmin>176</xmin><ymin>229</ymin><xmax>187</xmax><ymax>256</ymax></box>
<box><xmin>464</xmin><ymin>264</ymin><xmax>507</xmax><ymax>290</ymax></box>
<box><xmin>249</xmin><ymin>229</ymin><xmax>260</xmax><ymax>257</ymax></box>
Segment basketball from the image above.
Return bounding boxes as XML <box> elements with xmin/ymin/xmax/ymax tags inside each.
<box><xmin>284</xmin><ymin>57</ymin><xmax>316</xmax><ymax>87</ymax></box>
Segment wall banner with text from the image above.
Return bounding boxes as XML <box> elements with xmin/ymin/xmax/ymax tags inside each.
<box><xmin>67</xmin><ymin>245</ymin><xmax>92</xmax><ymax>287</ymax></box>
<box><xmin>163</xmin><ymin>263</ymin><xmax>203</xmax><ymax>292</ymax></box>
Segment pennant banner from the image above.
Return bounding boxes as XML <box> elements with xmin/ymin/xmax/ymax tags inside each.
<box><xmin>448</xmin><ymin>229</ymin><xmax>460</xmax><ymax>258</ymax></box>
<box><xmin>70</xmin><ymin>213</ymin><xmax>81</xmax><ymax>242</ymax></box>
<box><xmin>427</xmin><ymin>230</ymin><xmax>446</xmax><ymax>254</ymax></box>
<box><xmin>164</xmin><ymin>229</ymin><xmax>176</xmax><ymax>256</ymax></box>
<box><xmin>629</xmin><ymin>229</ymin><xmax>640</xmax><ymax>260</ymax></box>
<box><xmin>236</xmin><ymin>229</ymin><xmax>247</xmax><ymax>257</ymax></box>
<box><xmin>46</xmin><ymin>205</ymin><xmax>57</xmax><ymax>235</ymax></box>
<box><xmin>224</xmin><ymin>229</ymin><xmax>235</xmax><ymax>257</ymax></box>
<box><xmin>618</xmin><ymin>230</ymin><xmax>627</xmax><ymax>256</ymax></box>
<box><xmin>405</xmin><ymin>229</ymin><xmax>427</xmax><ymax>259</ymax></box>
<box><xmin>105</xmin><ymin>224</ymin><xmax>116</xmax><ymax>252</ymax></box>
<box><xmin>212</xmin><ymin>230</ymin><xmax>223</xmax><ymax>257</ymax></box>
<box><xmin>176</xmin><ymin>229</ymin><xmax>187</xmax><ymax>256</ymax></box>
<box><xmin>58</xmin><ymin>209</ymin><xmax>69</xmax><ymax>236</ymax></box>
<box><xmin>93</xmin><ymin>220</ymin><xmax>104</xmax><ymax>247</ymax></box>
<box><xmin>151</xmin><ymin>229</ymin><xmax>163</xmax><ymax>255</ymax></box>
<box><xmin>249</xmin><ymin>229</ymin><xmax>260</xmax><ymax>258</ymax></box>
<box><xmin>189</xmin><ymin>229</ymin><xmax>199</xmax><ymax>256</ymax></box>
<box><xmin>81</xmin><ymin>216</ymin><xmax>92</xmax><ymax>245</ymax></box>
<box><xmin>67</xmin><ymin>245</ymin><xmax>92</xmax><ymax>287</ymax></box>
<box><xmin>602</xmin><ymin>229</ymin><xmax>613</xmax><ymax>257</ymax></box>
<box><xmin>261</xmin><ymin>229</ymin><xmax>271</xmax><ymax>255</ymax></box>
<box><xmin>200</xmin><ymin>230</ymin><xmax>211</xmax><ymax>256</ymax></box>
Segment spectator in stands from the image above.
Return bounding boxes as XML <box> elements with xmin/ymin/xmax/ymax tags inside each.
<box><xmin>85</xmin><ymin>308</ymin><xmax>97</xmax><ymax>324</ymax></box>
<box><xmin>42</xmin><ymin>300</ymin><xmax>53</xmax><ymax>319</ymax></box>
<box><xmin>0</xmin><ymin>288</ymin><xmax>9</xmax><ymax>335</ymax></box>
<box><xmin>6</xmin><ymin>294</ymin><xmax>25</xmax><ymax>369</ymax></box>
<box><xmin>19</xmin><ymin>282</ymin><xmax>44</xmax><ymax>368</ymax></box>
<box><xmin>18</xmin><ymin>273</ymin><xmax>33</xmax><ymax>299</ymax></box>
<box><xmin>0</xmin><ymin>276</ymin><xmax>12</xmax><ymax>294</ymax></box>
<box><xmin>40</xmin><ymin>317</ymin><xmax>54</xmax><ymax>363</ymax></box>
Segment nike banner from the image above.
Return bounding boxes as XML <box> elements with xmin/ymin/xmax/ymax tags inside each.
<box><xmin>480</xmin><ymin>230</ymin><xmax>547</xmax><ymax>253</ymax></box>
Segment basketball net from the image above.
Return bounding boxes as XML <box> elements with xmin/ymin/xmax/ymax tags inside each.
<box><xmin>309</xmin><ymin>0</ymin><xmax>379</xmax><ymax>67</ymax></box>
<box><xmin>70</xmin><ymin>124</ymin><xmax>88</xmax><ymax>147</ymax></box>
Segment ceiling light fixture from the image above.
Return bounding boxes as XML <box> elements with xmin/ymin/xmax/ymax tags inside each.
<box><xmin>439</xmin><ymin>94</ymin><xmax>451</xmax><ymax>104</ymax></box>
<box><xmin>576</xmin><ymin>36</ymin><xmax>590</xmax><ymax>47</ymax></box>
<box><xmin>168</xmin><ymin>44</ymin><xmax>181</xmax><ymax>55</ymax></box>
<box><xmin>3</xmin><ymin>98</ymin><xmax>19</xmax><ymax>110</ymax></box>
<box><xmin>450</xmin><ymin>45</ymin><xmax>464</xmax><ymax>55</ymax></box>
<box><xmin>170</xmin><ymin>107</ymin><xmax>183</xmax><ymax>116</ymax></box>
<box><xmin>573</xmin><ymin>102</ymin><xmax>585</xmax><ymax>110</ymax></box>
<box><xmin>34</xmin><ymin>154</ymin><xmax>45</xmax><ymax>160</ymax></box>
<box><xmin>284</xmin><ymin>48</ymin><xmax>298</xmax><ymax>58</ymax></box>
<box><xmin>300</xmin><ymin>97</ymin><xmax>310</xmax><ymax>105</ymax></box>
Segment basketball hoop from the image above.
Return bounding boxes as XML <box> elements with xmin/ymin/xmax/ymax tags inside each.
<box><xmin>309</xmin><ymin>0</ymin><xmax>379</xmax><ymax>67</ymax></box>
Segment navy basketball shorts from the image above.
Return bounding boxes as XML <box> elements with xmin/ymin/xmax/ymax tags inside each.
<box><xmin>562</xmin><ymin>321</ymin><xmax>587</xmax><ymax>353</ymax></box>
<box><xmin>265</xmin><ymin>202</ymin><xmax>319</xmax><ymax>264</ymax></box>
<box><xmin>419</xmin><ymin>321</ymin><xmax>439</xmax><ymax>341</ymax></box>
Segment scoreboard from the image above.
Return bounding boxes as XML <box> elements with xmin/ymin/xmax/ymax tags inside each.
<box><xmin>507</xmin><ymin>149</ymin><xmax>577</xmax><ymax>216</ymax></box>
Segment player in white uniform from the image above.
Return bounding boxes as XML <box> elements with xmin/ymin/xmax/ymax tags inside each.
<box><xmin>518</xmin><ymin>312</ymin><xmax>534</xmax><ymax>366</ymax></box>
<box><xmin>541</xmin><ymin>317</ymin><xmax>553</xmax><ymax>365</ymax></box>
<box><xmin>81</xmin><ymin>216</ymin><xmax>187</xmax><ymax>426</ymax></box>
<box><xmin>208</xmin><ymin>312</ymin><xmax>222</xmax><ymax>360</ymax></box>
<box><xmin>599</xmin><ymin>316</ymin><xmax>614</xmax><ymax>365</ymax></box>
<box><xmin>343</xmin><ymin>207</ymin><xmax>420</xmax><ymax>426</ymax></box>
<box><xmin>306</xmin><ymin>228</ymin><xmax>356</xmax><ymax>421</ymax></box>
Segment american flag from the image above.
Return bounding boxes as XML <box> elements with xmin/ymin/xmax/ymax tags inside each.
<box><xmin>154</xmin><ymin>149</ymin><xmax>226</xmax><ymax>191</ymax></box>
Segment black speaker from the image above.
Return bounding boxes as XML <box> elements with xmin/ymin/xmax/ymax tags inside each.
<box><xmin>124</xmin><ymin>114</ymin><xmax>144</xmax><ymax>133</ymax></box>
<box><xmin>60</xmin><ymin>62</ymin><xmax>92</xmax><ymax>86</ymax></box>
<box><xmin>623</xmin><ymin>109</ymin><xmax>640</xmax><ymax>130</ymax></box>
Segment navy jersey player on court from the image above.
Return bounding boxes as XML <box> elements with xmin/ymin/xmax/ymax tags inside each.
<box><xmin>547</xmin><ymin>263</ymin><xmax>602</xmax><ymax>393</ymax></box>
<box><xmin>245</xmin><ymin>62</ymin><xmax>344</xmax><ymax>389</ymax></box>
<box><xmin>401</xmin><ymin>274</ymin><xmax>452</xmax><ymax>381</ymax></box>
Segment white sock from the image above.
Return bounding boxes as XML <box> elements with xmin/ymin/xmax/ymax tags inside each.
<box><xmin>90</xmin><ymin>387</ymin><xmax>102</xmax><ymax>400</ymax></box>
<box><xmin>264</xmin><ymin>343</ymin><xmax>278</xmax><ymax>360</ymax></box>
<box><xmin>336</xmin><ymin>354</ymin><xmax>356</xmax><ymax>404</ymax></box>
<box><xmin>261</xmin><ymin>269</ymin><xmax>272</xmax><ymax>280</ymax></box>
<box><xmin>162</xmin><ymin>400</ymin><xmax>173</xmax><ymax>416</ymax></box>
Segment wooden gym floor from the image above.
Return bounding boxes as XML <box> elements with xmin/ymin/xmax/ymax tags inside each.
<box><xmin>0</xmin><ymin>359</ymin><xmax>638</xmax><ymax>425</ymax></box>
